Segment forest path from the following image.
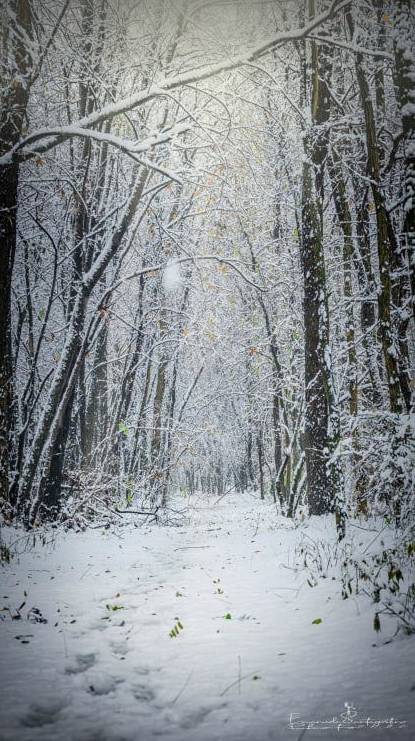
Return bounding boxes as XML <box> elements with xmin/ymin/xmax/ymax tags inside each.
<box><xmin>0</xmin><ymin>493</ymin><xmax>414</xmax><ymax>740</ymax></box>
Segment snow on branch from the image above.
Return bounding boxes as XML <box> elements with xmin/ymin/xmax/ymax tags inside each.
<box><xmin>1</xmin><ymin>0</ymin><xmax>350</xmax><ymax>166</ymax></box>
<box><xmin>308</xmin><ymin>34</ymin><xmax>394</xmax><ymax>61</ymax></box>
<box><xmin>0</xmin><ymin>123</ymin><xmax>190</xmax><ymax>181</ymax></box>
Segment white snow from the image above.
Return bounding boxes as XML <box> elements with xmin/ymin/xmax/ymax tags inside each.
<box><xmin>0</xmin><ymin>493</ymin><xmax>414</xmax><ymax>741</ymax></box>
<box><xmin>162</xmin><ymin>259</ymin><xmax>182</xmax><ymax>294</ymax></box>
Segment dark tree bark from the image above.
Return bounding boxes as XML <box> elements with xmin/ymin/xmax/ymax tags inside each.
<box><xmin>0</xmin><ymin>0</ymin><xmax>33</xmax><ymax>506</ymax></box>
<box><xmin>256</xmin><ymin>431</ymin><xmax>265</xmax><ymax>500</ymax></box>
<box><xmin>393</xmin><ymin>2</ymin><xmax>415</xmax><ymax>328</ymax></box>
<box><xmin>300</xmin><ymin>7</ymin><xmax>335</xmax><ymax>516</ymax></box>
<box><xmin>351</xmin><ymin>177</ymin><xmax>384</xmax><ymax>407</ymax></box>
<box><xmin>328</xmin><ymin>152</ymin><xmax>358</xmax><ymax>416</ymax></box>
<box><xmin>347</xmin><ymin>11</ymin><xmax>409</xmax><ymax>412</ymax></box>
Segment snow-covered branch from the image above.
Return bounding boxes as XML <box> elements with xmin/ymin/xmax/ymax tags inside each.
<box><xmin>0</xmin><ymin>124</ymin><xmax>190</xmax><ymax>180</ymax></box>
<box><xmin>1</xmin><ymin>0</ymin><xmax>350</xmax><ymax>166</ymax></box>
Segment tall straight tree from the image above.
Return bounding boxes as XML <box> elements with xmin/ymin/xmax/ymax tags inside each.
<box><xmin>0</xmin><ymin>1</ymin><xmax>33</xmax><ymax>505</ymax></box>
<box><xmin>300</xmin><ymin>1</ymin><xmax>338</xmax><ymax>518</ymax></box>
<box><xmin>347</xmin><ymin>10</ymin><xmax>409</xmax><ymax>412</ymax></box>
<box><xmin>393</xmin><ymin>3</ymin><xmax>415</xmax><ymax>336</ymax></box>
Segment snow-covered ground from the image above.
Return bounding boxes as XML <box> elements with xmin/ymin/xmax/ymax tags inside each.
<box><xmin>0</xmin><ymin>493</ymin><xmax>414</xmax><ymax>741</ymax></box>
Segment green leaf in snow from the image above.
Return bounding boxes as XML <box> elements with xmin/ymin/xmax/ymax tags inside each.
<box><xmin>117</xmin><ymin>421</ymin><xmax>129</xmax><ymax>437</ymax></box>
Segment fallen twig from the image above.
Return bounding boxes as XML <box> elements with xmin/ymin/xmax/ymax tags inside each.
<box><xmin>114</xmin><ymin>509</ymin><xmax>158</xmax><ymax>516</ymax></box>
<box><xmin>220</xmin><ymin>671</ymin><xmax>260</xmax><ymax>697</ymax></box>
<box><xmin>170</xmin><ymin>670</ymin><xmax>193</xmax><ymax>705</ymax></box>
<box><xmin>214</xmin><ymin>484</ymin><xmax>237</xmax><ymax>506</ymax></box>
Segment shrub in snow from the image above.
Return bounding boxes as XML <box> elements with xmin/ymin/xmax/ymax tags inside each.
<box><xmin>339</xmin><ymin>412</ymin><xmax>415</xmax><ymax>520</ymax></box>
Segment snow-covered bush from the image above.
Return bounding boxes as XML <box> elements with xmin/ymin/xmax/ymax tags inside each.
<box><xmin>340</xmin><ymin>412</ymin><xmax>415</xmax><ymax>519</ymax></box>
<box><xmin>295</xmin><ymin>517</ymin><xmax>415</xmax><ymax>636</ymax></box>
<box><xmin>340</xmin><ymin>536</ymin><xmax>415</xmax><ymax>636</ymax></box>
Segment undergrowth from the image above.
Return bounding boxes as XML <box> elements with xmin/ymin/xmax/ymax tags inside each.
<box><xmin>296</xmin><ymin>522</ymin><xmax>415</xmax><ymax>637</ymax></box>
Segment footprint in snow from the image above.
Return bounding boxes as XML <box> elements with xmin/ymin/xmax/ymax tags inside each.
<box><xmin>21</xmin><ymin>697</ymin><xmax>68</xmax><ymax>727</ymax></box>
<box><xmin>87</xmin><ymin>674</ymin><xmax>125</xmax><ymax>696</ymax></box>
<box><xmin>65</xmin><ymin>652</ymin><xmax>97</xmax><ymax>674</ymax></box>
<box><xmin>131</xmin><ymin>683</ymin><xmax>156</xmax><ymax>702</ymax></box>
<box><xmin>179</xmin><ymin>702</ymin><xmax>227</xmax><ymax>730</ymax></box>
<box><xmin>110</xmin><ymin>639</ymin><xmax>129</xmax><ymax>657</ymax></box>
<box><xmin>89</xmin><ymin>617</ymin><xmax>112</xmax><ymax>632</ymax></box>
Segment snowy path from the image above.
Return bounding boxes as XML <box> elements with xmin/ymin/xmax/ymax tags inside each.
<box><xmin>1</xmin><ymin>494</ymin><xmax>414</xmax><ymax>741</ymax></box>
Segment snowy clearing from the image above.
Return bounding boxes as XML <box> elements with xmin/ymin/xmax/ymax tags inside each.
<box><xmin>1</xmin><ymin>494</ymin><xmax>414</xmax><ymax>741</ymax></box>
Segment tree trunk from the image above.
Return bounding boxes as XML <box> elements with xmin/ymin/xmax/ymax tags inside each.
<box><xmin>352</xmin><ymin>177</ymin><xmax>384</xmax><ymax>406</ymax></box>
<box><xmin>256</xmin><ymin>431</ymin><xmax>265</xmax><ymax>500</ymax></box>
<box><xmin>149</xmin><ymin>315</ymin><xmax>169</xmax><ymax>500</ymax></box>
<box><xmin>0</xmin><ymin>0</ymin><xmax>33</xmax><ymax>506</ymax></box>
<box><xmin>300</xmin><ymin>9</ymin><xmax>335</xmax><ymax>516</ymax></box>
<box><xmin>327</xmin><ymin>152</ymin><xmax>358</xmax><ymax>416</ymax></box>
<box><xmin>393</xmin><ymin>2</ymin><xmax>415</xmax><ymax>326</ymax></box>
<box><xmin>348</xmin><ymin>13</ymin><xmax>406</xmax><ymax>412</ymax></box>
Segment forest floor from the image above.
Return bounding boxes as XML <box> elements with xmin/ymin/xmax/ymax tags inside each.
<box><xmin>0</xmin><ymin>492</ymin><xmax>414</xmax><ymax>741</ymax></box>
